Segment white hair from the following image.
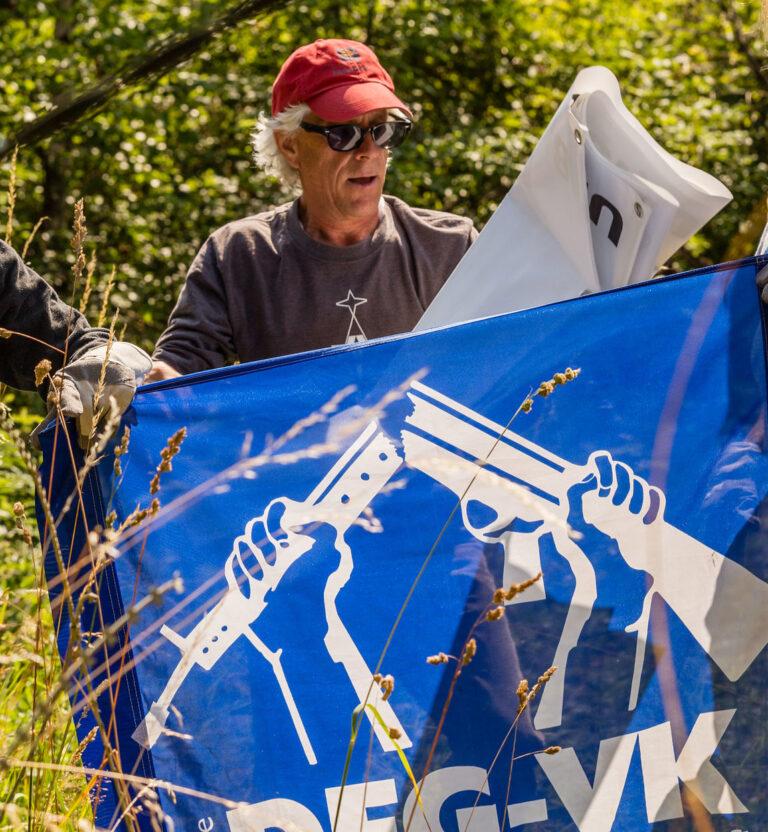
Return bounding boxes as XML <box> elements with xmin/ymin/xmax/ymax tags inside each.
<box><xmin>251</xmin><ymin>103</ymin><xmax>312</xmax><ymax>189</ymax></box>
<box><xmin>252</xmin><ymin>104</ymin><xmax>411</xmax><ymax>190</ymax></box>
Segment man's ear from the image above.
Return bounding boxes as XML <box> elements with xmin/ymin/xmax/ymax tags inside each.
<box><xmin>275</xmin><ymin>130</ymin><xmax>300</xmax><ymax>170</ymax></box>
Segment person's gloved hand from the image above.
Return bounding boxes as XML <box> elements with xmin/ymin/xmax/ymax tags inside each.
<box><xmin>33</xmin><ymin>341</ymin><xmax>152</xmax><ymax>448</ymax></box>
<box><xmin>757</xmin><ymin>263</ymin><xmax>768</xmax><ymax>304</ymax></box>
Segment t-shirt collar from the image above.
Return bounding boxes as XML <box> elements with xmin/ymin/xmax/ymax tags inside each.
<box><xmin>286</xmin><ymin>198</ymin><xmax>391</xmax><ymax>262</ymax></box>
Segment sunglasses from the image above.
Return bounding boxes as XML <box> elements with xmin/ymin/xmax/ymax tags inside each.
<box><xmin>300</xmin><ymin>120</ymin><xmax>412</xmax><ymax>152</ymax></box>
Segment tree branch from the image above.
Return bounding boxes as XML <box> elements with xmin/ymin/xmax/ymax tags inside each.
<box><xmin>0</xmin><ymin>0</ymin><xmax>292</xmax><ymax>160</ymax></box>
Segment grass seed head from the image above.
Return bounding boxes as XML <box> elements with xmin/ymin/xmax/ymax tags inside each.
<box><xmin>504</xmin><ymin>571</ymin><xmax>542</xmax><ymax>601</ymax></box>
<box><xmin>536</xmin><ymin>380</ymin><xmax>555</xmax><ymax>397</ymax></box>
<box><xmin>461</xmin><ymin>637</ymin><xmax>477</xmax><ymax>666</ymax></box>
<box><xmin>12</xmin><ymin>501</ymin><xmax>32</xmax><ymax>545</ymax></box>
<box><xmin>543</xmin><ymin>745</ymin><xmax>561</xmax><ymax>755</ymax></box>
<box><xmin>113</xmin><ymin>424</ymin><xmax>131</xmax><ymax>476</ymax></box>
<box><xmin>388</xmin><ymin>726</ymin><xmax>402</xmax><ymax>740</ymax></box>
<box><xmin>485</xmin><ymin>606</ymin><xmax>505</xmax><ymax>621</ymax></box>
<box><xmin>0</xmin><ymin>327</ymin><xmax>11</xmax><ymax>339</ymax></box>
<box><xmin>380</xmin><ymin>674</ymin><xmax>395</xmax><ymax>700</ymax></box>
<box><xmin>374</xmin><ymin>672</ymin><xmax>395</xmax><ymax>700</ymax></box>
<box><xmin>535</xmin><ymin>367</ymin><xmax>581</xmax><ymax>401</ymax></box>
<box><xmin>34</xmin><ymin>358</ymin><xmax>52</xmax><ymax>387</ymax></box>
<box><xmin>516</xmin><ymin>679</ymin><xmax>529</xmax><ymax>713</ymax></box>
<box><xmin>521</xmin><ymin>397</ymin><xmax>534</xmax><ymax>413</ymax></box>
<box><xmin>149</xmin><ymin>427</ymin><xmax>187</xmax><ymax>495</ymax></box>
<box><xmin>522</xmin><ymin>665</ymin><xmax>558</xmax><ymax>711</ymax></box>
<box><xmin>426</xmin><ymin>652</ymin><xmax>450</xmax><ymax>665</ymax></box>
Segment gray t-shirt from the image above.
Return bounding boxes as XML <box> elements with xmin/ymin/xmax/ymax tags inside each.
<box><xmin>153</xmin><ymin>195</ymin><xmax>477</xmax><ymax>374</ymax></box>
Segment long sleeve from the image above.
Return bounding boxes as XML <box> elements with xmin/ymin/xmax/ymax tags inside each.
<box><xmin>152</xmin><ymin>237</ymin><xmax>236</xmax><ymax>376</ymax></box>
<box><xmin>0</xmin><ymin>241</ymin><xmax>109</xmax><ymax>394</ymax></box>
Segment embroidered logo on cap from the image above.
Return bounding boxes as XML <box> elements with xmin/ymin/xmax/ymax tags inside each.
<box><xmin>335</xmin><ymin>47</ymin><xmax>361</xmax><ymax>61</ymax></box>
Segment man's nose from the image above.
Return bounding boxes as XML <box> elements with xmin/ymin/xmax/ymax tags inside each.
<box><xmin>354</xmin><ymin>130</ymin><xmax>381</xmax><ymax>159</ymax></box>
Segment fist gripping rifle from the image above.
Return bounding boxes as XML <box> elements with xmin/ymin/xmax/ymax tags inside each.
<box><xmin>401</xmin><ymin>381</ymin><xmax>768</xmax><ymax>730</ymax></box>
<box><xmin>132</xmin><ymin>422</ymin><xmax>411</xmax><ymax>763</ymax></box>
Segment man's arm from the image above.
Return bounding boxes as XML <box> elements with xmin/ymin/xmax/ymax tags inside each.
<box><xmin>150</xmin><ymin>236</ymin><xmax>236</xmax><ymax>380</ymax></box>
<box><xmin>0</xmin><ymin>241</ymin><xmax>108</xmax><ymax>393</ymax></box>
<box><xmin>0</xmin><ymin>241</ymin><xmax>151</xmax><ymax>444</ymax></box>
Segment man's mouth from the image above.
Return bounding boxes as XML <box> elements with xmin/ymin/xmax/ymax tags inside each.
<box><xmin>348</xmin><ymin>175</ymin><xmax>378</xmax><ymax>187</ymax></box>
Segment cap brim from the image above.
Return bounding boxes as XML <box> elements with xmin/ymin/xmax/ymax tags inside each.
<box><xmin>307</xmin><ymin>82</ymin><xmax>412</xmax><ymax>121</ymax></box>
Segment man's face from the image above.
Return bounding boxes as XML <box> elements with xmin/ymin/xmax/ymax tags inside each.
<box><xmin>281</xmin><ymin>108</ymin><xmax>390</xmax><ymax>226</ymax></box>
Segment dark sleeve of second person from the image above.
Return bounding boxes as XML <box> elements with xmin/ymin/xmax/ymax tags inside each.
<box><xmin>0</xmin><ymin>240</ymin><xmax>109</xmax><ymax>394</ymax></box>
<box><xmin>152</xmin><ymin>236</ymin><xmax>236</xmax><ymax>376</ymax></box>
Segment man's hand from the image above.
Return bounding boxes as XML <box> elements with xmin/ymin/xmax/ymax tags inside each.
<box><xmin>565</xmin><ymin>451</ymin><xmax>663</xmax><ymax>623</ymax></box>
<box><xmin>567</xmin><ymin>451</ymin><xmax>665</xmax><ymax>566</ymax></box>
<box><xmin>757</xmin><ymin>263</ymin><xmax>768</xmax><ymax>304</ymax></box>
<box><xmin>144</xmin><ymin>360</ymin><xmax>182</xmax><ymax>383</ymax></box>
<box><xmin>33</xmin><ymin>341</ymin><xmax>152</xmax><ymax>448</ymax></box>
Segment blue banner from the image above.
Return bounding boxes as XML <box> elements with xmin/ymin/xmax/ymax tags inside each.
<box><xmin>39</xmin><ymin>256</ymin><xmax>768</xmax><ymax>831</ymax></box>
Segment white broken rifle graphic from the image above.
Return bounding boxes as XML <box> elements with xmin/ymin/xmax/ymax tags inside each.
<box><xmin>134</xmin><ymin>381</ymin><xmax>768</xmax><ymax>758</ymax></box>
<box><xmin>402</xmin><ymin>381</ymin><xmax>768</xmax><ymax>729</ymax></box>
<box><xmin>132</xmin><ymin>421</ymin><xmax>408</xmax><ymax>763</ymax></box>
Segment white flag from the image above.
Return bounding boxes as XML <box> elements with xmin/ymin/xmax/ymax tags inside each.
<box><xmin>415</xmin><ymin>66</ymin><xmax>732</xmax><ymax>331</ymax></box>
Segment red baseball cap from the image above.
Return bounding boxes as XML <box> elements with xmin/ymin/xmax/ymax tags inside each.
<box><xmin>272</xmin><ymin>38</ymin><xmax>412</xmax><ymax>121</ymax></box>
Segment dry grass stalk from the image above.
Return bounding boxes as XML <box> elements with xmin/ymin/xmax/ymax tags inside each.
<box><xmin>87</xmin><ymin>309</ymin><xmax>118</xmax><ymax>447</ymax></box>
<box><xmin>79</xmin><ymin>250</ymin><xmax>97</xmax><ymax>313</ymax></box>
<box><xmin>21</xmin><ymin>215</ymin><xmax>48</xmax><ymax>261</ymax></box>
<box><xmin>492</xmin><ymin>571</ymin><xmax>543</xmax><ymax>605</ymax></box>
<box><xmin>372</xmin><ymin>672</ymin><xmax>395</xmax><ymax>702</ymax></box>
<box><xmin>149</xmin><ymin>427</ymin><xmax>187</xmax><ymax>495</ymax></box>
<box><xmin>34</xmin><ymin>358</ymin><xmax>52</xmax><ymax>388</ymax></box>
<box><xmin>426</xmin><ymin>652</ymin><xmax>450</xmax><ymax>665</ymax></box>
<box><xmin>69</xmin><ymin>726</ymin><xmax>99</xmax><ymax>766</ymax></box>
<box><xmin>113</xmin><ymin>425</ymin><xmax>131</xmax><ymax>477</ymax></box>
<box><xmin>3</xmin><ymin>758</ymin><xmax>244</xmax><ymax>811</ymax></box>
<box><xmin>516</xmin><ymin>665</ymin><xmax>557</xmax><ymax>716</ymax></box>
<box><xmin>4</xmin><ymin>145</ymin><xmax>18</xmax><ymax>245</ymax></box>
<box><xmin>70</xmin><ymin>198</ymin><xmax>87</xmax><ymax>290</ymax></box>
<box><xmin>521</xmin><ymin>366</ymin><xmax>581</xmax><ymax>413</ymax></box>
<box><xmin>97</xmin><ymin>265</ymin><xmax>116</xmax><ymax>329</ymax></box>
<box><xmin>460</xmin><ymin>637</ymin><xmax>477</xmax><ymax>666</ymax></box>
<box><xmin>0</xmin><ymin>327</ymin><xmax>65</xmax><ymax>355</ymax></box>
<box><xmin>12</xmin><ymin>501</ymin><xmax>33</xmax><ymax>546</ymax></box>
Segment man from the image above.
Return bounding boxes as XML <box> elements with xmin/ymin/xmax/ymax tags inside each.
<box><xmin>148</xmin><ymin>38</ymin><xmax>476</xmax><ymax>381</ymax></box>
<box><xmin>0</xmin><ymin>240</ymin><xmax>151</xmax><ymax>440</ymax></box>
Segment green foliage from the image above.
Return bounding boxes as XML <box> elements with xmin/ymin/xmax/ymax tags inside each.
<box><xmin>0</xmin><ymin>0</ymin><xmax>765</xmax><ymax>355</ymax></box>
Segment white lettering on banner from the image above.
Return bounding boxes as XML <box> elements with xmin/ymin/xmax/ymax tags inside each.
<box><xmin>226</xmin><ymin>798</ymin><xmax>323</xmax><ymax>832</ymax></box>
<box><xmin>225</xmin><ymin>714</ymin><xmax>746</xmax><ymax>832</ymax></box>
<box><xmin>536</xmin><ymin>709</ymin><xmax>747</xmax><ymax>830</ymax></box>
<box><xmin>325</xmin><ymin>779</ymin><xmax>397</xmax><ymax>832</ymax></box>
<box><xmin>197</xmin><ymin>819</ymin><xmax>214</xmax><ymax>832</ymax></box>
<box><xmin>506</xmin><ymin>800</ymin><xmax>549</xmax><ymax>827</ymax></box>
<box><xmin>536</xmin><ymin>731</ymin><xmax>637</xmax><ymax>832</ymax></box>
<box><xmin>402</xmin><ymin>766</ymin><xmax>495</xmax><ymax>832</ymax></box>
<box><xmin>638</xmin><ymin>710</ymin><xmax>747</xmax><ymax>819</ymax></box>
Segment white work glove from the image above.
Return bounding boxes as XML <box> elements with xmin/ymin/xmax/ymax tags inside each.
<box><xmin>33</xmin><ymin>341</ymin><xmax>152</xmax><ymax>448</ymax></box>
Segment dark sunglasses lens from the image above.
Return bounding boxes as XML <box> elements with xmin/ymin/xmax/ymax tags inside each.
<box><xmin>372</xmin><ymin>122</ymin><xmax>410</xmax><ymax>149</ymax></box>
<box><xmin>327</xmin><ymin>125</ymin><xmax>364</xmax><ymax>151</ymax></box>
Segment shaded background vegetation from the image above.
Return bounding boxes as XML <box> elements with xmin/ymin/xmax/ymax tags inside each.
<box><xmin>1</xmin><ymin>0</ymin><xmax>766</xmax><ymax>360</ymax></box>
